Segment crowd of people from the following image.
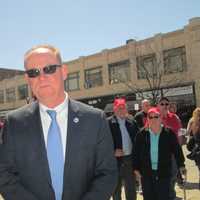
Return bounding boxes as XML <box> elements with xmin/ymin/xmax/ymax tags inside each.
<box><xmin>108</xmin><ymin>97</ymin><xmax>187</xmax><ymax>200</ymax></box>
<box><xmin>108</xmin><ymin>96</ymin><xmax>200</xmax><ymax>200</ymax></box>
<box><xmin>0</xmin><ymin>44</ymin><xmax>199</xmax><ymax>200</ymax></box>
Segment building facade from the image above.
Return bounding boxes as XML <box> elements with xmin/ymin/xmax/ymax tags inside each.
<box><xmin>0</xmin><ymin>17</ymin><xmax>200</xmax><ymax>125</ymax></box>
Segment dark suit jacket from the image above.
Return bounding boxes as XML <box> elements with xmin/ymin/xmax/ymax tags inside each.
<box><xmin>134</xmin><ymin>111</ymin><xmax>147</xmax><ymax>130</ymax></box>
<box><xmin>107</xmin><ymin>115</ymin><xmax>138</xmax><ymax>154</ymax></box>
<box><xmin>0</xmin><ymin>99</ymin><xmax>118</xmax><ymax>200</ymax></box>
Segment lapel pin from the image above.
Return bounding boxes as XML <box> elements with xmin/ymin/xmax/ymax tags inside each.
<box><xmin>73</xmin><ymin>117</ymin><xmax>79</xmax><ymax>123</ymax></box>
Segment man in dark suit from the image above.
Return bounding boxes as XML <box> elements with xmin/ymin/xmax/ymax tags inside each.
<box><xmin>108</xmin><ymin>98</ymin><xmax>138</xmax><ymax>200</ymax></box>
<box><xmin>0</xmin><ymin>45</ymin><xmax>118</xmax><ymax>200</ymax></box>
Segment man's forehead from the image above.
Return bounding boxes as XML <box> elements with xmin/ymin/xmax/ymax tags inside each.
<box><xmin>25</xmin><ymin>48</ymin><xmax>56</xmax><ymax>64</ymax></box>
<box><xmin>31</xmin><ymin>47</ymin><xmax>53</xmax><ymax>54</ymax></box>
<box><xmin>160</xmin><ymin>100</ymin><xmax>169</xmax><ymax>103</ymax></box>
<box><xmin>117</xmin><ymin>105</ymin><xmax>126</xmax><ymax>108</ymax></box>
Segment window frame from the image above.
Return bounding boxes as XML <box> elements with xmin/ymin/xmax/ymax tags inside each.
<box><xmin>163</xmin><ymin>46</ymin><xmax>187</xmax><ymax>74</ymax></box>
<box><xmin>84</xmin><ymin>66</ymin><xmax>103</xmax><ymax>89</ymax></box>
<box><xmin>6</xmin><ymin>87</ymin><xmax>16</xmax><ymax>102</ymax></box>
<box><xmin>0</xmin><ymin>90</ymin><xmax>4</xmax><ymax>104</ymax></box>
<box><xmin>136</xmin><ymin>53</ymin><xmax>157</xmax><ymax>79</ymax></box>
<box><xmin>108</xmin><ymin>60</ymin><xmax>130</xmax><ymax>84</ymax></box>
<box><xmin>65</xmin><ymin>71</ymin><xmax>80</xmax><ymax>92</ymax></box>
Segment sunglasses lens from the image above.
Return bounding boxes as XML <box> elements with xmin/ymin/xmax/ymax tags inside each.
<box><xmin>26</xmin><ymin>65</ymin><xmax>61</xmax><ymax>78</ymax></box>
<box><xmin>160</xmin><ymin>103</ymin><xmax>169</xmax><ymax>106</ymax></box>
<box><xmin>149</xmin><ymin>116</ymin><xmax>159</xmax><ymax>119</ymax></box>
<box><xmin>43</xmin><ymin>65</ymin><xmax>57</xmax><ymax>74</ymax></box>
<box><xmin>26</xmin><ymin>69</ymin><xmax>40</xmax><ymax>78</ymax></box>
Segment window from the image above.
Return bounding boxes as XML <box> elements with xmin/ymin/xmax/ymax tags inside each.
<box><xmin>109</xmin><ymin>60</ymin><xmax>130</xmax><ymax>84</ymax></box>
<box><xmin>65</xmin><ymin>72</ymin><xmax>80</xmax><ymax>91</ymax></box>
<box><xmin>0</xmin><ymin>90</ymin><xmax>4</xmax><ymax>104</ymax></box>
<box><xmin>18</xmin><ymin>84</ymin><xmax>28</xmax><ymax>100</ymax></box>
<box><xmin>136</xmin><ymin>54</ymin><xmax>157</xmax><ymax>79</ymax></box>
<box><xmin>84</xmin><ymin>67</ymin><xmax>103</xmax><ymax>89</ymax></box>
<box><xmin>6</xmin><ymin>88</ymin><xmax>16</xmax><ymax>102</ymax></box>
<box><xmin>163</xmin><ymin>46</ymin><xmax>187</xmax><ymax>74</ymax></box>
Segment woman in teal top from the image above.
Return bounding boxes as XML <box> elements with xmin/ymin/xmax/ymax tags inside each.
<box><xmin>133</xmin><ymin>107</ymin><xmax>185</xmax><ymax>200</ymax></box>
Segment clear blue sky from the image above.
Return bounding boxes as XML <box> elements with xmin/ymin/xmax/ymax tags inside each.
<box><xmin>0</xmin><ymin>0</ymin><xmax>199</xmax><ymax>70</ymax></box>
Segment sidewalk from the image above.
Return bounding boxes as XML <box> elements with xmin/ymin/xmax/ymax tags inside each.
<box><xmin>174</xmin><ymin>145</ymin><xmax>200</xmax><ymax>200</ymax></box>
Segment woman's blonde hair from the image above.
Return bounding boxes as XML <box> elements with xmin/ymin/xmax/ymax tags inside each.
<box><xmin>192</xmin><ymin>107</ymin><xmax>200</xmax><ymax>121</ymax></box>
<box><xmin>190</xmin><ymin>107</ymin><xmax>200</xmax><ymax>134</ymax></box>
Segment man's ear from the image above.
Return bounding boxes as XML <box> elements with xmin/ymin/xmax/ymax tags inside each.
<box><xmin>61</xmin><ymin>64</ymin><xmax>68</xmax><ymax>80</ymax></box>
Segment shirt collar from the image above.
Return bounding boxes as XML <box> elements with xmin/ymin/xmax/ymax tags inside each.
<box><xmin>39</xmin><ymin>92</ymin><xmax>68</xmax><ymax>114</ymax></box>
<box><xmin>149</xmin><ymin>125</ymin><xmax>162</xmax><ymax>135</ymax></box>
<box><xmin>116</xmin><ymin>116</ymin><xmax>125</xmax><ymax>123</ymax></box>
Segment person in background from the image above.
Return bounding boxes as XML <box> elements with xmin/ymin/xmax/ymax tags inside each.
<box><xmin>0</xmin><ymin>45</ymin><xmax>118</xmax><ymax>200</ymax></box>
<box><xmin>0</xmin><ymin>120</ymin><xmax>3</xmax><ymax>130</ymax></box>
<box><xmin>157</xmin><ymin>97</ymin><xmax>182</xmax><ymax>139</ymax></box>
<box><xmin>187</xmin><ymin>107</ymin><xmax>200</xmax><ymax>136</ymax></box>
<box><xmin>0</xmin><ymin>120</ymin><xmax>4</xmax><ymax>144</ymax></box>
<box><xmin>134</xmin><ymin>99</ymin><xmax>151</xmax><ymax>130</ymax></box>
<box><xmin>168</xmin><ymin>101</ymin><xmax>185</xmax><ymax>185</ymax></box>
<box><xmin>186</xmin><ymin>107</ymin><xmax>200</xmax><ymax>189</ymax></box>
<box><xmin>169</xmin><ymin>102</ymin><xmax>177</xmax><ymax>114</ymax></box>
<box><xmin>133</xmin><ymin>107</ymin><xmax>186</xmax><ymax>200</ymax></box>
<box><xmin>157</xmin><ymin>97</ymin><xmax>183</xmax><ymax>200</ymax></box>
<box><xmin>108</xmin><ymin>98</ymin><xmax>138</xmax><ymax>200</ymax></box>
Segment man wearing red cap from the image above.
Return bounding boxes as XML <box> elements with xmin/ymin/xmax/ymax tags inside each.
<box><xmin>157</xmin><ymin>97</ymin><xmax>183</xmax><ymax>200</ymax></box>
<box><xmin>133</xmin><ymin>107</ymin><xmax>185</xmax><ymax>200</ymax></box>
<box><xmin>157</xmin><ymin>97</ymin><xmax>182</xmax><ymax>139</ymax></box>
<box><xmin>108</xmin><ymin>98</ymin><xmax>138</xmax><ymax>200</ymax></box>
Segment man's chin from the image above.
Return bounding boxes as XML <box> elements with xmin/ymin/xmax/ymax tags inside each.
<box><xmin>38</xmin><ymin>92</ymin><xmax>55</xmax><ymax>101</ymax></box>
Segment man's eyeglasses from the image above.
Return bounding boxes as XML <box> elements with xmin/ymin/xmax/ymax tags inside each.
<box><xmin>25</xmin><ymin>64</ymin><xmax>61</xmax><ymax>78</ymax></box>
<box><xmin>160</xmin><ymin>103</ymin><xmax>169</xmax><ymax>106</ymax></box>
<box><xmin>148</xmin><ymin>115</ymin><xmax>160</xmax><ymax>119</ymax></box>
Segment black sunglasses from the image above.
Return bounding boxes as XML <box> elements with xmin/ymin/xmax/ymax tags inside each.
<box><xmin>25</xmin><ymin>64</ymin><xmax>61</xmax><ymax>78</ymax></box>
<box><xmin>148</xmin><ymin>116</ymin><xmax>160</xmax><ymax>119</ymax></box>
<box><xmin>160</xmin><ymin>103</ymin><xmax>169</xmax><ymax>106</ymax></box>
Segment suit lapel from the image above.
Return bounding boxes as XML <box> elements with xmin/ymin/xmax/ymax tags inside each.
<box><xmin>27</xmin><ymin>102</ymin><xmax>52</xmax><ymax>185</ymax></box>
<box><xmin>63</xmin><ymin>99</ymin><xmax>82</xmax><ymax>186</ymax></box>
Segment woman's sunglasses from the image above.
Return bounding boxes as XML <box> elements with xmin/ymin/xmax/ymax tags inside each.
<box><xmin>148</xmin><ymin>115</ymin><xmax>160</xmax><ymax>119</ymax></box>
<box><xmin>25</xmin><ymin>64</ymin><xmax>61</xmax><ymax>78</ymax></box>
<box><xmin>160</xmin><ymin>103</ymin><xmax>169</xmax><ymax>106</ymax></box>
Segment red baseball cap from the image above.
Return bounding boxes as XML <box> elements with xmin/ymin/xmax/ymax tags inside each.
<box><xmin>147</xmin><ymin>107</ymin><xmax>160</xmax><ymax>115</ymax></box>
<box><xmin>113</xmin><ymin>98</ymin><xmax>126</xmax><ymax>111</ymax></box>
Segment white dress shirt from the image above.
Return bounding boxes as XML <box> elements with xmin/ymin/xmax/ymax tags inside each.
<box><xmin>117</xmin><ymin>117</ymin><xmax>133</xmax><ymax>156</ymax></box>
<box><xmin>39</xmin><ymin>93</ymin><xmax>68</xmax><ymax>158</ymax></box>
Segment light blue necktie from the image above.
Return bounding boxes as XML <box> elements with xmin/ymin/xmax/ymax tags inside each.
<box><xmin>47</xmin><ymin>110</ymin><xmax>64</xmax><ymax>200</ymax></box>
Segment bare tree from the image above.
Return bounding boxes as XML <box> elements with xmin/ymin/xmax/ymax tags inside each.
<box><xmin>112</xmin><ymin>44</ymin><xmax>183</xmax><ymax>105</ymax></box>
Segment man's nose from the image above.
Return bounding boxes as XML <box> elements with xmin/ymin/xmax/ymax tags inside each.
<box><xmin>38</xmin><ymin>69</ymin><xmax>48</xmax><ymax>80</ymax></box>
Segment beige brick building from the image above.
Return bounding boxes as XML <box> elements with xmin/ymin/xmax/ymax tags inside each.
<box><xmin>0</xmin><ymin>17</ymin><xmax>200</xmax><ymax>125</ymax></box>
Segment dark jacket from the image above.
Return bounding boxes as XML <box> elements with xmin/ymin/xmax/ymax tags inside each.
<box><xmin>0</xmin><ymin>100</ymin><xmax>118</xmax><ymax>200</ymax></box>
<box><xmin>107</xmin><ymin>115</ymin><xmax>138</xmax><ymax>153</ymax></box>
<box><xmin>186</xmin><ymin>132</ymin><xmax>200</xmax><ymax>166</ymax></box>
<box><xmin>133</xmin><ymin>127</ymin><xmax>185</xmax><ymax>178</ymax></box>
<box><xmin>134</xmin><ymin>111</ymin><xmax>147</xmax><ymax>129</ymax></box>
